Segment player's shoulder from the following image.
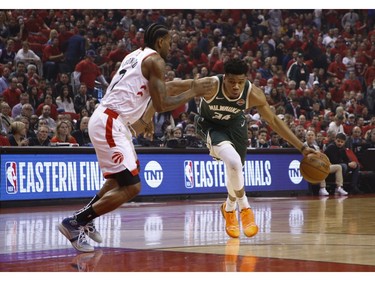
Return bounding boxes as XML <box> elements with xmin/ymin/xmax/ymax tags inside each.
<box><xmin>249</xmin><ymin>83</ymin><xmax>267</xmax><ymax>104</ymax></box>
<box><xmin>142</xmin><ymin>51</ymin><xmax>164</xmax><ymax>68</ymax></box>
<box><xmin>141</xmin><ymin>51</ymin><xmax>164</xmax><ymax>79</ymax></box>
<box><xmin>249</xmin><ymin>83</ymin><xmax>264</xmax><ymax>96</ymax></box>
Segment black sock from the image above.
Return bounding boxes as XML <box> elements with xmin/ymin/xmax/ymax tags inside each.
<box><xmin>74</xmin><ymin>205</ymin><xmax>98</xmax><ymax>225</ymax></box>
<box><xmin>75</xmin><ymin>194</ymin><xmax>101</xmax><ymax>215</ymax></box>
<box><xmin>85</xmin><ymin>194</ymin><xmax>101</xmax><ymax>208</ymax></box>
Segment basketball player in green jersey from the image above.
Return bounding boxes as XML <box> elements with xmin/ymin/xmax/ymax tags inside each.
<box><xmin>193</xmin><ymin>58</ymin><xmax>316</xmax><ymax>238</ymax></box>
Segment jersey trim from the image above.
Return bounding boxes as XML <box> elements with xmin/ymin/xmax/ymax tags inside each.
<box><xmin>245</xmin><ymin>81</ymin><xmax>252</xmax><ymax>109</ymax></box>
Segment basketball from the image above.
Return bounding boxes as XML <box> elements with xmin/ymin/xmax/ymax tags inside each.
<box><xmin>300</xmin><ymin>152</ymin><xmax>331</xmax><ymax>184</ymax></box>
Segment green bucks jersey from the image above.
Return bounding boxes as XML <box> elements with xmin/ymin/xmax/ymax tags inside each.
<box><xmin>199</xmin><ymin>75</ymin><xmax>251</xmax><ymax>127</ymax></box>
<box><xmin>198</xmin><ymin>75</ymin><xmax>252</xmax><ymax>164</ymax></box>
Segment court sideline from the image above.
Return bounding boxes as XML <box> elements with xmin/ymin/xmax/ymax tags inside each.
<box><xmin>1</xmin><ymin>195</ymin><xmax>375</xmax><ymax>273</ymax></box>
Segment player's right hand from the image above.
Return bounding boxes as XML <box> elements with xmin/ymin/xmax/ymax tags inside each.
<box><xmin>191</xmin><ymin>77</ymin><xmax>215</xmax><ymax>97</ymax></box>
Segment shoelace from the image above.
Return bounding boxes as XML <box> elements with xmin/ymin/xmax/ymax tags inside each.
<box><xmin>84</xmin><ymin>222</ymin><xmax>97</xmax><ymax>235</ymax></box>
<box><xmin>76</xmin><ymin>226</ymin><xmax>90</xmax><ymax>247</ymax></box>
<box><xmin>241</xmin><ymin>209</ymin><xmax>255</xmax><ymax>225</ymax></box>
<box><xmin>226</xmin><ymin>212</ymin><xmax>238</xmax><ymax>227</ymax></box>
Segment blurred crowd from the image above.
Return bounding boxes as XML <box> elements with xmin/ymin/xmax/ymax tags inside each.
<box><xmin>0</xmin><ymin>9</ymin><xmax>375</xmax><ymax>152</ymax></box>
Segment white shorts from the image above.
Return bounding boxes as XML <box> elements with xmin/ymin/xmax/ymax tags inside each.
<box><xmin>88</xmin><ymin>105</ymin><xmax>138</xmax><ymax>178</ymax></box>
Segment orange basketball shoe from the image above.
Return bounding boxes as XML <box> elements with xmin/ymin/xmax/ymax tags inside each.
<box><xmin>240</xmin><ymin>208</ymin><xmax>258</xmax><ymax>237</ymax></box>
<box><xmin>221</xmin><ymin>203</ymin><xmax>240</xmax><ymax>238</ymax></box>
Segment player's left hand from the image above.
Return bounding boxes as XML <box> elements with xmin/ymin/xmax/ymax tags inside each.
<box><xmin>301</xmin><ymin>146</ymin><xmax>317</xmax><ymax>157</ymax></box>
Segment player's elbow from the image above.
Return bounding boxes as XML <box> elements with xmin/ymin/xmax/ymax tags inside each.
<box><xmin>154</xmin><ymin>95</ymin><xmax>176</xmax><ymax>113</ymax></box>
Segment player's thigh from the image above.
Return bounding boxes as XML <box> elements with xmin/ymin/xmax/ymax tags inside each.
<box><xmin>89</xmin><ymin>109</ymin><xmax>138</xmax><ymax>176</ymax></box>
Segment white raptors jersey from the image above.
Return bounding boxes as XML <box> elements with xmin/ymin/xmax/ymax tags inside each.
<box><xmin>101</xmin><ymin>47</ymin><xmax>157</xmax><ymax>125</ymax></box>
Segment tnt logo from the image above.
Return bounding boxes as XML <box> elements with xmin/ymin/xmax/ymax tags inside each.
<box><xmin>144</xmin><ymin>161</ymin><xmax>163</xmax><ymax>188</ymax></box>
<box><xmin>184</xmin><ymin>160</ymin><xmax>194</xmax><ymax>188</ymax></box>
<box><xmin>5</xmin><ymin>162</ymin><xmax>18</xmax><ymax>194</ymax></box>
<box><xmin>288</xmin><ymin>160</ymin><xmax>303</xmax><ymax>184</ymax></box>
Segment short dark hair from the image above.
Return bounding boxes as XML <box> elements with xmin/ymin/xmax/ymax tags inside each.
<box><xmin>336</xmin><ymin>132</ymin><xmax>347</xmax><ymax>141</ymax></box>
<box><xmin>143</xmin><ymin>23</ymin><xmax>169</xmax><ymax>49</ymax></box>
<box><xmin>224</xmin><ymin>58</ymin><xmax>248</xmax><ymax>75</ymax></box>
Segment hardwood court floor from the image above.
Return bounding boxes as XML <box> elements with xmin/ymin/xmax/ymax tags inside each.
<box><xmin>1</xmin><ymin>195</ymin><xmax>375</xmax><ymax>273</ymax></box>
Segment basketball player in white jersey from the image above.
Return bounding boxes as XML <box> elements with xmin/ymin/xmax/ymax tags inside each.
<box><xmin>58</xmin><ymin>23</ymin><xmax>213</xmax><ymax>252</ymax></box>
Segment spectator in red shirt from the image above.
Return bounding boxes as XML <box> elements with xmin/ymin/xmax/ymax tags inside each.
<box><xmin>247</xmin><ymin>60</ymin><xmax>259</xmax><ymax>82</ymax></box>
<box><xmin>24</xmin><ymin>11</ymin><xmax>49</xmax><ymax>37</ymax></box>
<box><xmin>50</xmin><ymin>120</ymin><xmax>77</xmax><ymax>144</ymax></box>
<box><xmin>35</xmin><ymin>93</ymin><xmax>58</xmax><ymax>120</ymax></box>
<box><xmin>305</xmin><ymin>115</ymin><xmax>322</xmax><ymax>132</ymax></box>
<box><xmin>111</xmin><ymin>24</ymin><xmax>125</xmax><ymax>41</ymax></box>
<box><xmin>286</xmin><ymin>51</ymin><xmax>299</xmax><ymax>73</ymax></box>
<box><xmin>296</xmin><ymin>80</ymin><xmax>308</xmax><ymax>98</ymax></box>
<box><xmin>290</xmin><ymin>33</ymin><xmax>303</xmax><ymax>51</ymax></box>
<box><xmin>330</xmin><ymin>37</ymin><xmax>347</xmax><ymax>58</ymax></box>
<box><xmin>254</xmin><ymin>72</ymin><xmax>267</xmax><ymax>89</ymax></box>
<box><xmin>241</xmin><ymin>36</ymin><xmax>258</xmax><ymax>56</ymax></box>
<box><xmin>207</xmin><ymin>46</ymin><xmax>221</xmax><ymax>73</ymax></box>
<box><xmin>328</xmin><ymin>77</ymin><xmax>345</xmax><ymax>103</ymax></box>
<box><xmin>364</xmin><ymin>58</ymin><xmax>375</xmax><ymax>87</ymax></box>
<box><xmin>327</xmin><ymin>53</ymin><xmax>347</xmax><ymax>81</ymax></box>
<box><xmin>356</xmin><ymin>42</ymin><xmax>370</xmax><ymax>66</ymax></box>
<box><xmin>185</xmin><ymin>36</ymin><xmax>198</xmax><ymax>57</ymax></box>
<box><xmin>343</xmin><ymin>113</ymin><xmax>357</xmax><ymax>135</ymax></box>
<box><xmin>342</xmin><ymin>26</ymin><xmax>355</xmax><ymax>44</ymax></box>
<box><xmin>73</xmin><ymin>50</ymin><xmax>109</xmax><ymax>98</ymax></box>
<box><xmin>108</xmin><ymin>41</ymin><xmax>128</xmax><ymax>65</ymax></box>
<box><xmin>0</xmin><ymin>134</ymin><xmax>10</xmax><ymax>146</ymax></box>
<box><xmin>176</xmin><ymin>56</ymin><xmax>194</xmax><ymax>78</ymax></box>
<box><xmin>57</xmin><ymin>24</ymin><xmax>74</xmax><ymax>52</ymax></box>
<box><xmin>42</xmin><ymin>37</ymin><xmax>65</xmax><ymax>82</ymax></box>
<box><xmin>365</xmin><ymin>43</ymin><xmax>375</xmax><ymax>68</ymax></box>
<box><xmin>285</xmin><ymin>80</ymin><xmax>297</xmax><ymax>96</ymax></box>
<box><xmin>342</xmin><ymin>71</ymin><xmax>363</xmax><ymax>95</ymax></box>
<box><xmin>311</xmin><ymin>81</ymin><xmax>325</xmax><ymax>100</ymax></box>
<box><xmin>2</xmin><ymin>77</ymin><xmax>21</xmax><ymax>109</ymax></box>
<box><xmin>362</xmin><ymin>116</ymin><xmax>375</xmax><ymax>135</ymax></box>
<box><xmin>190</xmin><ymin>46</ymin><xmax>208</xmax><ymax>71</ymax></box>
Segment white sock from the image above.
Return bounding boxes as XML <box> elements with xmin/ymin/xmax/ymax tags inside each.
<box><xmin>225</xmin><ymin>197</ymin><xmax>237</xmax><ymax>212</ymax></box>
<box><xmin>237</xmin><ymin>194</ymin><xmax>250</xmax><ymax>210</ymax></box>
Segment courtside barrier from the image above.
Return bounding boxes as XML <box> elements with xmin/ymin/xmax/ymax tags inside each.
<box><xmin>0</xmin><ymin>147</ymin><xmax>308</xmax><ymax>202</ymax></box>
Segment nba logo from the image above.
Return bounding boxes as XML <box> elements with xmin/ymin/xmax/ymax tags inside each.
<box><xmin>5</xmin><ymin>162</ymin><xmax>18</xmax><ymax>194</ymax></box>
<box><xmin>184</xmin><ymin>160</ymin><xmax>194</xmax><ymax>188</ymax></box>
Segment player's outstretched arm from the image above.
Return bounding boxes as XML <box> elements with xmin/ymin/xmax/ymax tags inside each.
<box><xmin>144</xmin><ymin>55</ymin><xmax>214</xmax><ymax>112</ymax></box>
<box><xmin>249</xmin><ymin>85</ymin><xmax>315</xmax><ymax>156</ymax></box>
